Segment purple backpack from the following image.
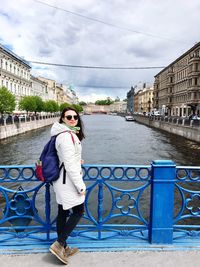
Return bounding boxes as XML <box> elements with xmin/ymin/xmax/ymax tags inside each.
<box><xmin>35</xmin><ymin>131</ymin><xmax>74</xmax><ymax>183</ymax></box>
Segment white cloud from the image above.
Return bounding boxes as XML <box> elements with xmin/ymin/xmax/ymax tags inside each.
<box><xmin>1</xmin><ymin>0</ymin><xmax>200</xmax><ymax>102</ymax></box>
<box><xmin>78</xmin><ymin>92</ymin><xmax>112</xmax><ymax>103</ymax></box>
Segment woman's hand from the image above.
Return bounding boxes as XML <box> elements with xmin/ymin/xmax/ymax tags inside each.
<box><xmin>79</xmin><ymin>190</ymin><xmax>86</xmax><ymax>196</ymax></box>
<box><xmin>81</xmin><ymin>159</ymin><xmax>84</xmax><ymax>164</ymax></box>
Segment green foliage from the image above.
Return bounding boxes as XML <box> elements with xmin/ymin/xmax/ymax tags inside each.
<box><xmin>59</xmin><ymin>102</ymin><xmax>71</xmax><ymax>112</ymax></box>
<box><xmin>19</xmin><ymin>96</ymin><xmax>36</xmax><ymax>112</ymax></box>
<box><xmin>95</xmin><ymin>98</ymin><xmax>114</xmax><ymax>105</ymax></box>
<box><xmin>33</xmin><ymin>96</ymin><xmax>44</xmax><ymax>113</ymax></box>
<box><xmin>72</xmin><ymin>104</ymin><xmax>83</xmax><ymax>112</ymax></box>
<box><xmin>79</xmin><ymin>101</ymin><xmax>87</xmax><ymax>106</ymax></box>
<box><xmin>59</xmin><ymin>102</ymin><xmax>83</xmax><ymax>113</ymax></box>
<box><xmin>0</xmin><ymin>86</ymin><xmax>16</xmax><ymax>115</ymax></box>
<box><xmin>19</xmin><ymin>96</ymin><xmax>44</xmax><ymax>113</ymax></box>
<box><xmin>44</xmin><ymin>100</ymin><xmax>59</xmax><ymax>113</ymax></box>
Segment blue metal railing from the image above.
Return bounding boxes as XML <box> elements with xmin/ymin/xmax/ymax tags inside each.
<box><xmin>0</xmin><ymin>161</ymin><xmax>199</xmax><ymax>247</ymax></box>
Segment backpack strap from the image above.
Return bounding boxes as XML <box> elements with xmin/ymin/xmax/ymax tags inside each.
<box><xmin>68</xmin><ymin>131</ymin><xmax>75</xmax><ymax>144</ymax></box>
<box><xmin>63</xmin><ymin>167</ymin><xmax>66</xmax><ymax>184</ymax></box>
<box><xmin>56</xmin><ymin>130</ymin><xmax>75</xmax><ymax>144</ymax></box>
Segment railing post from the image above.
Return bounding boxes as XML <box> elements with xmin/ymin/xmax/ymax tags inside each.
<box><xmin>97</xmin><ymin>180</ymin><xmax>103</xmax><ymax>239</ymax></box>
<box><xmin>45</xmin><ymin>183</ymin><xmax>51</xmax><ymax>240</ymax></box>
<box><xmin>149</xmin><ymin>160</ymin><xmax>176</xmax><ymax>244</ymax></box>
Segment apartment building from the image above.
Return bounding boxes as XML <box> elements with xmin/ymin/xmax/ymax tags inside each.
<box><xmin>109</xmin><ymin>101</ymin><xmax>127</xmax><ymax>113</ymax></box>
<box><xmin>154</xmin><ymin>42</ymin><xmax>200</xmax><ymax>117</ymax></box>
<box><xmin>0</xmin><ymin>43</ymin><xmax>31</xmax><ymax>111</ymax></box>
<box><xmin>127</xmin><ymin>86</ymin><xmax>135</xmax><ymax>113</ymax></box>
<box><xmin>138</xmin><ymin>87</ymin><xmax>154</xmax><ymax>114</ymax></box>
<box><xmin>133</xmin><ymin>90</ymin><xmax>142</xmax><ymax>113</ymax></box>
<box><xmin>0</xmin><ymin>43</ymin><xmax>80</xmax><ymax>111</ymax></box>
<box><xmin>37</xmin><ymin>77</ymin><xmax>57</xmax><ymax>101</ymax></box>
<box><xmin>30</xmin><ymin>75</ymin><xmax>47</xmax><ymax>99</ymax></box>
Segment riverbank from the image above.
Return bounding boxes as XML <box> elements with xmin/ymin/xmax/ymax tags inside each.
<box><xmin>133</xmin><ymin>114</ymin><xmax>200</xmax><ymax>143</ymax></box>
<box><xmin>0</xmin><ymin>116</ymin><xmax>59</xmax><ymax>140</ymax></box>
<box><xmin>1</xmin><ymin>250</ymin><xmax>199</xmax><ymax>267</ymax></box>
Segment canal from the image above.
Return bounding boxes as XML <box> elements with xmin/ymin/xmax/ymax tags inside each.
<box><xmin>0</xmin><ymin>114</ymin><xmax>200</xmax><ymax>166</ymax></box>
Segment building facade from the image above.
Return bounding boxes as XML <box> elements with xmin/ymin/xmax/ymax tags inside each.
<box><xmin>154</xmin><ymin>42</ymin><xmax>200</xmax><ymax>117</ymax></box>
<box><xmin>138</xmin><ymin>87</ymin><xmax>154</xmax><ymax>114</ymax></box>
<box><xmin>0</xmin><ymin>44</ymin><xmax>31</xmax><ymax>112</ymax></box>
<box><xmin>0</xmin><ymin>44</ymin><xmax>81</xmax><ymax>114</ymax></box>
<box><xmin>133</xmin><ymin>90</ymin><xmax>141</xmax><ymax>113</ymax></box>
<box><xmin>30</xmin><ymin>75</ymin><xmax>47</xmax><ymax>99</ymax></box>
<box><xmin>83</xmin><ymin>101</ymin><xmax>127</xmax><ymax>114</ymax></box>
<box><xmin>37</xmin><ymin>77</ymin><xmax>57</xmax><ymax>101</ymax></box>
<box><xmin>127</xmin><ymin>86</ymin><xmax>135</xmax><ymax>114</ymax></box>
<box><xmin>109</xmin><ymin>101</ymin><xmax>127</xmax><ymax>113</ymax></box>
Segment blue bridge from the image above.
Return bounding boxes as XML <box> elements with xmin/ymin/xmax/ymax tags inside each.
<box><xmin>0</xmin><ymin>160</ymin><xmax>199</xmax><ymax>253</ymax></box>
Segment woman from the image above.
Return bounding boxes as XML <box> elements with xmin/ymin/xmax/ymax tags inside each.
<box><xmin>49</xmin><ymin>107</ymin><xmax>86</xmax><ymax>264</ymax></box>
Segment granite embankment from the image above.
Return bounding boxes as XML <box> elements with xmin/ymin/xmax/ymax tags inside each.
<box><xmin>0</xmin><ymin>116</ymin><xmax>58</xmax><ymax>140</ymax></box>
<box><xmin>134</xmin><ymin>115</ymin><xmax>200</xmax><ymax>143</ymax></box>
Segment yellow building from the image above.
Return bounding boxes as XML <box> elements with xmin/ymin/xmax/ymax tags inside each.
<box><xmin>135</xmin><ymin>87</ymin><xmax>153</xmax><ymax>114</ymax></box>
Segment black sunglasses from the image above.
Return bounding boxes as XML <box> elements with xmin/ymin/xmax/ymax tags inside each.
<box><xmin>65</xmin><ymin>115</ymin><xmax>78</xmax><ymax>121</ymax></box>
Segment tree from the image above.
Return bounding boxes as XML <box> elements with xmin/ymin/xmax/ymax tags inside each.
<box><xmin>19</xmin><ymin>96</ymin><xmax>44</xmax><ymax>114</ymax></box>
<box><xmin>44</xmin><ymin>100</ymin><xmax>59</xmax><ymax>113</ymax></box>
<box><xmin>95</xmin><ymin>98</ymin><xmax>114</xmax><ymax>105</ymax></box>
<box><xmin>19</xmin><ymin>96</ymin><xmax>36</xmax><ymax>113</ymax></box>
<box><xmin>0</xmin><ymin>86</ymin><xmax>16</xmax><ymax>116</ymax></box>
<box><xmin>79</xmin><ymin>101</ymin><xmax>87</xmax><ymax>106</ymax></box>
<box><xmin>33</xmin><ymin>96</ymin><xmax>44</xmax><ymax>113</ymax></box>
<box><xmin>59</xmin><ymin>102</ymin><xmax>71</xmax><ymax>112</ymax></box>
<box><xmin>72</xmin><ymin>104</ymin><xmax>83</xmax><ymax>112</ymax></box>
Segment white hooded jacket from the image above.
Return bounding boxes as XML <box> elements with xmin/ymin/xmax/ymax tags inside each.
<box><xmin>51</xmin><ymin>121</ymin><xmax>86</xmax><ymax>210</ymax></box>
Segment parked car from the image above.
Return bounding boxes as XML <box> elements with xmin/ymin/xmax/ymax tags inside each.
<box><xmin>18</xmin><ymin>114</ymin><xmax>26</xmax><ymax>119</ymax></box>
<box><xmin>189</xmin><ymin>115</ymin><xmax>200</xmax><ymax>120</ymax></box>
<box><xmin>125</xmin><ymin>116</ymin><xmax>135</xmax><ymax>121</ymax></box>
<box><xmin>155</xmin><ymin>111</ymin><xmax>161</xmax><ymax>116</ymax></box>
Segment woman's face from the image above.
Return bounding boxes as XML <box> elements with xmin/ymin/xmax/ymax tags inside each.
<box><xmin>63</xmin><ymin>110</ymin><xmax>78</xmax><ymax>127</ymax></box>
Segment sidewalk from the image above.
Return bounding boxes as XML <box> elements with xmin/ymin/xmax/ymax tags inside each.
<box><xmin>1</xmin><ymin>250</ymin><xmax>200</xmax><ymax>267</ymax></box>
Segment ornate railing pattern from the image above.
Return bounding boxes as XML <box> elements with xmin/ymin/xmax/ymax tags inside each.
<box><xmin>0</xmin><ymin>161</ymin><xmax>199</xmax><ymax>246</ymax></box>
<box><xmin>173</xmin><ymin>166</ymin><xmax>200</xmax><ymax>239</ymax></box>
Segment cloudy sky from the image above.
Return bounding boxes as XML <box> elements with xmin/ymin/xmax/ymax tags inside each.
<box><xmin>1</xmin><ymin>0</ymin><xmax>200</xmax><ymax>102</ymax></box>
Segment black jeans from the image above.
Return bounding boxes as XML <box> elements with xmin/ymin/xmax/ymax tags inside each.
<box><xmin>57</xmin><ymin>203</ymin><xmax>84</xmax><ymax>247</ymax></box>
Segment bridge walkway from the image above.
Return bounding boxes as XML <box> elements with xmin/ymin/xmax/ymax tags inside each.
<box><xmin>1</xmin><ymin>250</ymin><xmax>200</xmax><ymax>267</ymax></box>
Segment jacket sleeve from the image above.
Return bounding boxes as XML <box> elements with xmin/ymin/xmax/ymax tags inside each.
<box><xmin>56</xmin><ymin>132</ymin><xmax>86</xmax><ymax>194</ymax></box>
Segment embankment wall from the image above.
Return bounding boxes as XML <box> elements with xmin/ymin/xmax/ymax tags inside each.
<box><xmin>134</xmin><ymin>115</ymin><xmax>200</xmax><ymax>143</ymax></box>
<box><xmin>0</xmin><ymin>117</ymin><xmax>58</xmax><ymax>139</ymax></box>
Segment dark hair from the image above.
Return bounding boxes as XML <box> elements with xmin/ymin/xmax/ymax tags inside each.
<box><xmin>59</xmin><ymin>107</ymin><xmax>85</xmax><ymax>141</ymax></box>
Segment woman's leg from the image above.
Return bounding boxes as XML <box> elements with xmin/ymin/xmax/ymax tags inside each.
<box><xmin>56</xmin><ymin>204</ymin><xmax>70</xmax><ymax>247</ymax></box>
<box><xmin>57</xmin><ymin>203</ymin><xmax>84</xmax><ymax>246</ymax></box>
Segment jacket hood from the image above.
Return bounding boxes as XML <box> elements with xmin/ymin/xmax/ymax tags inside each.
<box><xmin>51</xmin><ymin>121</ymin><xmax>74</xmax><ymax>136</ymax></box>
